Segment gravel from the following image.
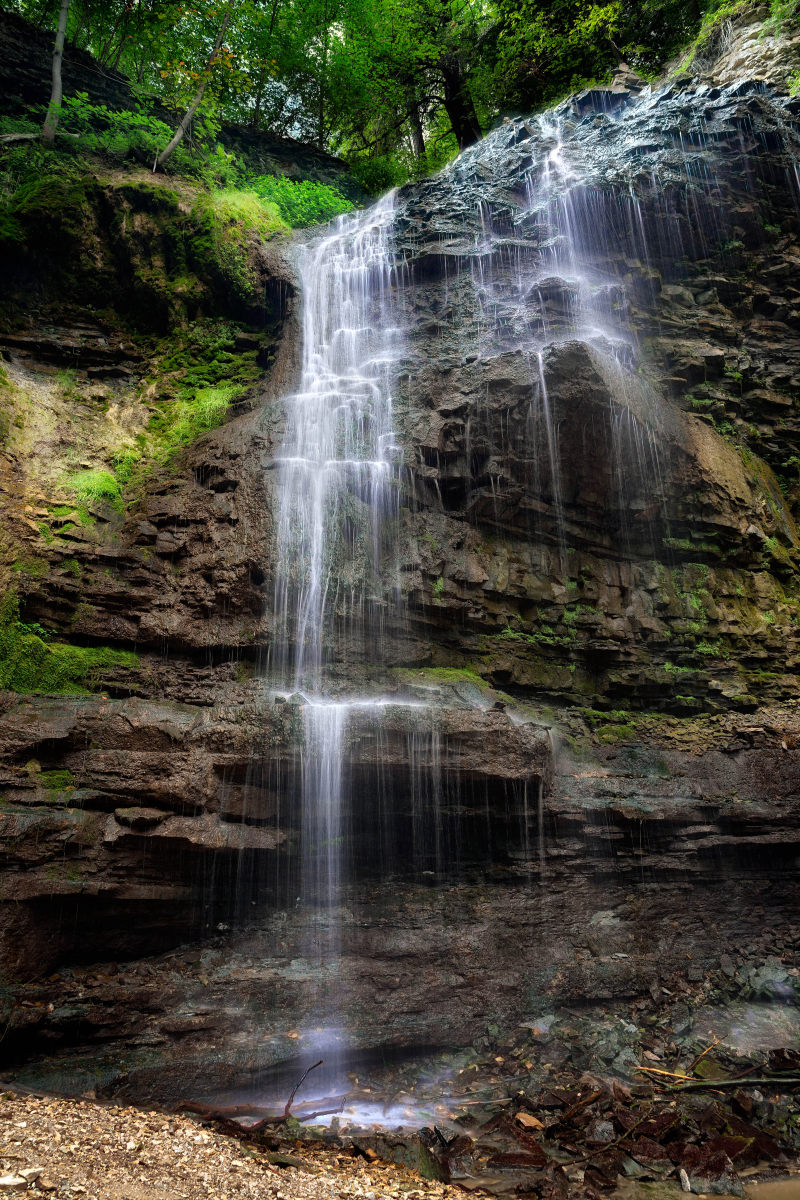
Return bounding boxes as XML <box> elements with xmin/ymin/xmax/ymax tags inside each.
<box><xmin>0</xmin><ymin>1091</ymin><xmax>473</xmax><ymax>1200</ymax></box>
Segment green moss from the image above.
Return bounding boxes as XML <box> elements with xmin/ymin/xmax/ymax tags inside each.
<box><xmin>494</xmin><ymin>622</ymin><xmax>577</xmax><ymax>648</ymax></box>
<box><xmin>39</xmin><ymin>768</ymin><xmax>75</xmax><ymax>793</ymax></box>
<box><xmin>113</xmin><ymin>319</ymin><xmax>260</xmax><ymax>490</ymax></box>
<box><xmin>662</xmin><ymin>661</ymin><xmax>693</xmax><ymax>675</ymax></box>
<box><xmin>0</xmin><ymin>170</ymin><xmax>90</xmax><ymax>248</ymax></box>
<box><xmin>64</xmin><ymin>468</ymin><xmax>123</xmax><ymax>511</ymax></box>
<box><xmin>11</xmin><ymin>556</ymin><xmax>48</xmax><ymax>578</ymax></box>
<box><xmin>207</xmin><ymin>189</ymin><xmax>287</xmax><ymax>239</ymax></box>
<box><xmin>695</xmin><ymin>639</ymin><xmax>725</xmax><ymax>657</ymax></box>
<box><xmin>596</xmin><ymin>722</ymin><xmax>636</xmax><ymax>742</ymax></box>
<box><xmin>393</xmin><ymin>666</ymin><xmax>487</xmax><ymax>689</ymax></box>
<box><xmin>0</xmin><ymin>592</ymin><xmax>137</xmax><ymax>695</ymax></box>
<box><xmin>190</xmin><ymin>190</ymin><xmax>287</xmax><ymax>304</ymax></box>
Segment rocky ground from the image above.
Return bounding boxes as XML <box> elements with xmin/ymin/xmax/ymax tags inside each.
<box><xmin>4</xmin><ymin>933</ymin><xmax>800</xmax><ymax>1199</ymax></box>
<box><xmin>0</xmin><ymin>1090</ymin><xmax>472</xmax><ymax>1200</ymax></box>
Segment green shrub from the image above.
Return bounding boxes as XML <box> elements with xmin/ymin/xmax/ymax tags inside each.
<box><xmin>249</xmin><ymin>175</ymin><xmax>354</xmax><ymax>227</ymax></box>
<box><xmin>347</xmin><ymin>155</ymin><xmax>404</xmax><ymax>196</ymax></box>
<box><xmin>60</xmin><ymin>93</ymin><xmax>217</xmax><ymax>175</ymax></box>
<box><xmin>64</xmin><ymin>468</ymin><xmax>123</xmax><ymax>510</ymax></box>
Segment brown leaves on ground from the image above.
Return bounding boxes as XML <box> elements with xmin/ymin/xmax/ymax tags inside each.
<box><xmin>0</xmin><ymin>1091</ymin><xmax>482</xmax><ymax>1200</ymax></box>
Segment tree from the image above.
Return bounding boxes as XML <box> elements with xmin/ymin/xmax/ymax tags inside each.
<box><xmin>41</xmin><ymin>0</ymin><xmax>71</xmax><ymax>144</ymax></box>
<box><xmin>155</xmin><ymin>1</ymin><xmax>234</xmax><ymax>170</ymax></box>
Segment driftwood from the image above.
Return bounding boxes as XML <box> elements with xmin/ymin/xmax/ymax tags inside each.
<box><xmin>176</xmin><ymin>1058</ymin><xmax>349</xmax><ymax>1131</ymax></box>
<box><xmin>655</xmin><ymin>1077</ymin><xmax>800</xmax><ymax>1093</ymax></box>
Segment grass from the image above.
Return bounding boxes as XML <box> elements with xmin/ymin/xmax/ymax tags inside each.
<box><xmin>63</xmin><ymin>468</ymin><xmax>123</xmax><ymax>511</ymax></box>
<box><xmin>206</xmin><ymin>188</ymin><xmax>288</xmax><ymax>240</ymax></box>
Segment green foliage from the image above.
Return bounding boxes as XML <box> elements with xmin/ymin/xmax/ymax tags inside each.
<box><xmin>0</xmin><ymin>593</ymin><xmax>137</xmax><ymax>695</ymax></box>
<box><xmin>249</xmin><ymin>175</ymin><xmax>354</xmax><ymax>226</ymax></box>
<box><xmin>1</xmin><ymin>0</ymin><xmax>744</xmax><ymax>191</ymax></box>
<box><xmin>147</xmin><ymin>384</ymin><xmax>243</xmax><ymax>465</ymax></box>
<box><xmin>60</xmin><ymin>93</ymin><xmax>210</xmax><ymax>172</ymax></box>
<box><xmin>39</xmin><ymin>768</ymin><xmax>75</xmax><ymax>793</ymax></box>
<box><xmin>114</xmin><ymin>320</ymin><xmax>259</xmax><ymax>488</ymax></box>
<box><xmin>205</xmin><ymin>188</ymin><xmax>287</xmax><ymax>239</ymax></box>
<box><xmin>765</xmin><ymin>0</ymin><xmax>800</xmax><ymax>32</ymax></box>
<box><xmin>347</xmin><ymin>156</ymin><xmax>407</xmax><ymax>196</ymax></box>
<box><xmin>64</xmin><ymin>469</ymin><xmax>123</xmax><ymax>510</ymax></box>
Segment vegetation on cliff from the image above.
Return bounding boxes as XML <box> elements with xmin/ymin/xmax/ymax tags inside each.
<box><xmin>0</xmin><ymin>592</ymin><xmax>136</xmax><ymax>693</ymax></box>
<box><xmin>2</xmin><ymin>0</ymin><xmax>798</xmax><ymax>190</ymax></box>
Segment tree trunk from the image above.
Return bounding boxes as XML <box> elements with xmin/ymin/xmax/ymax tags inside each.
<box><xmin>317</xmin><ymin>10</ymin><xmax>329</xmax><ymax>150</ymax></box>
<box><xmin>41</xmin><ymin>0</ymin><xmax>71</xmax><ymax>145</ymax></box>
<box><xmin>252</xmin><ymin>65</ymin><xmax>266</xmax><ymax>128</ymax></box>
<box><xmin>98</xmin><ymin>8</ymin><xmax>124</xmax><ymax>66</ymax></box>
<box><xmin>252</xmin><ymin>0</ymin><xmax>282</xmax><ymax>128</ymax></box>
<box><xmin>408</xmin><ymin>100</ymin><xmax>426</xmax><ymax>157</ymax></box>
<box><xmin>440</xmin><ymin>56</ymin><xmax>481</xmax><ymax>150</ymax></box>
<box><xmin>155</xmin><ymin>3</ymin><xmax>233</xmax><ymax>171</ymax></box>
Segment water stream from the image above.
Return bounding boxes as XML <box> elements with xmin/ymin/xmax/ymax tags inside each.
<box><xmin>273</xmin><ymin>191</ymin><xmax>402</xmax><ymax>693</ymax></box>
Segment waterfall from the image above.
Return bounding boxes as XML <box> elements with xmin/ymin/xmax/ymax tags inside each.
<box><xmin>257</xmin><ymin>77</ymin><xmax>800</xmax><ymax>1107</ymax></box>
<box><xmin>273</xmin><ymin>192</ymin><xmax>401</xmax><ymax>692</ymax></box>
<box><xmin>270</xmin><ymin>192</ymin><xmax>412</xmax><ymax>1046</ymax></box>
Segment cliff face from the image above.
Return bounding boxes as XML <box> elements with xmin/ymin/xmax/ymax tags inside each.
<box><xmin>387</xmin><ymin>71</ymin><xmax>800</xmax><ymax>712</ymax></box>
<box><xmin>0</xmin><ymin>8</ymin><xmax>799</xmax><ymax>1105</ymax></box>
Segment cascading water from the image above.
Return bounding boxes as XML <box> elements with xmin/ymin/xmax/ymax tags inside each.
<box><xmin>270</xmin><ymin>193</ymin><xmax>412</xmax><ymax>1060</ymax></box>
<box><xmin>273</xmin><ymin>192</ymin><xmax>401</xmax><ymax>692</ymax></box>
<box><xmin>270</xmin><ymin>89</ymin><xmax>684</xmax><ymax>1042</ymax></box>
<box><xmin>254</xmin><ymin>73</ymin><xmax>800</xmax><ymax>1128</ymax></box>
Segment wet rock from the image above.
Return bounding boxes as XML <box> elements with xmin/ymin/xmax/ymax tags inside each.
<box><xmin>685</xmin><ymin>1149</ymin><xmax>744</xmax><ymax>1196</ymax></box>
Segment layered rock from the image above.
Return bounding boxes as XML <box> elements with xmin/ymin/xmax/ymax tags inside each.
<box><xmin>383</xmin><ymin>77</ymin><xmax>800</xmax><ymax>710</ymax></box>
<box><xmin>0</xmin><ymin>685</ymin><xmax>551</xmax><ymax>977</ymax></box>
<box><xmin>1</xmin><ymin>8</ymin><xmax>800</xmax><ymax>1107</ymax></box>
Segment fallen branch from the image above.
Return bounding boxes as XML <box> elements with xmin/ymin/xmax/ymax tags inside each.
<box><xmin>0</xmin><ymin>131</ymin><xmax>80</xmax><ymax>144</ymax></box>
<box><xmin>688</xmin><ymin>1036</ymin><xmax>725</xmax><ymax>1074</ymax></box>
<box><xmin>177</xmin><ymin>1060</ymin><xmax>330</xmax><ymax>1131</ymax></box>
<box><xmin>284</xmin><ymin>1060</ymin><xmax>323</xmax><ymax>1119</ymax></box>
<box><xmin>635</xmin><ymin>1066</ymin><xmax>692</xmax><ymax>1080</ymax></box>
<box><xmin>561</xmin><ymin>1090</ymin><xmax>604</xmax><ymax>1122</ymax></box>
<box><xmin>177</xmin><ymin>1101</ymin><xmax>272</xmax><ymax>1120</ymax></box>
<box><xmin>653</xmin><ymin>1077</ymin><xmax>800</xmax><ymax>1093</ymax></box>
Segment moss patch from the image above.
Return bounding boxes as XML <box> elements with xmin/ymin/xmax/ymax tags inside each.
<box><xmin>64</xmin><ymin>469</ymin><xmax>123</xmax><ymax>512</ymax></box>
<box><xmin>0</xmin><ymin>593</ymin><xmax>137</xmax><ymax>695</ymax></box>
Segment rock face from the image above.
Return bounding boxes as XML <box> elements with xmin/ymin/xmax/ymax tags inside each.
<box><xmin>0</xmin><ymin>686</ymin><xmax>551</xmax><ymax>978</ymax></box>
<box><xmin>385</xmin><ymin>76</ymin><xmax>800</xmax><ymax>711</ymax></box>
<box><xmin>1</xmin><ymin>9</ymin><xmax>800</xmax><ymax>1101</ymax></box>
